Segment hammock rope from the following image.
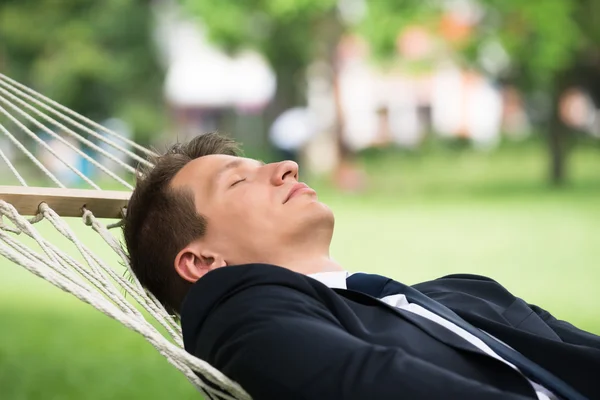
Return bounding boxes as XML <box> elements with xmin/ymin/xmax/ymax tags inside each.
<box><xmin>0</xmin><ymin>72</ymin><xmax>251</xmax><ymax>400</ymax></box>
<box><xmin>0</xmin><ymin>102</ymin><xmax>101</xmax><ymax>189</ymax></box>
<box><xmin>0</xmin><ymin>74</ymin><xmax>155</xmax><ymax>165</ymax></box>
<box><xmin>0</xmin><ymin>145</ymin><xmax>27</xmax><ymax>186</ymax></box>
<box><xmin>0</xmin><ymin>84</ymin><xmax>135</xmax><ymax>188</ymax></box>
<box><xmin>0</xmin><ymin>121</ymin><xmax>65</xmax><ymax>187</ymax></box>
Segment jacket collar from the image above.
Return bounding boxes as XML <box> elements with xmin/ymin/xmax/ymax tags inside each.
<box><xmin>180</xmin><ymin>263</ymin><xmax>317</xmax><ymax>352</ymax></box>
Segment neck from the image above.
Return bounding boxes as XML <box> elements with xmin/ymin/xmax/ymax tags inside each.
<box><xmin>270</xmin><ymin>250</ymin><xmax>343</xmax><ymax>275</ymax></box>
<box><xmin>263</xmin><ymin>222</ymin><xmax>340</xmax><ymax>275</ymax></box>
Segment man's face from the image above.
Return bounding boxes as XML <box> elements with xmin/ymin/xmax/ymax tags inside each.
<box><xmin>170</xmin><ymin>155</ymin><xmax>334</xmax><ymax>266</ymax></box>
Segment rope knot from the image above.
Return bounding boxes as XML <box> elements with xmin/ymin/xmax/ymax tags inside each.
<box><xmin>29</xmin><ymin>202</ymin><xmax>47</xmax><ymax>224</ymax></box>
<box><xmin>82</xmin><ymin>207</ymin><xmax>94</xmax><ymax>226</ymax></box>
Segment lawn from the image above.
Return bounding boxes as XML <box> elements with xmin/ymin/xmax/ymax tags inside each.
<box><xmin>1</xmin><ymin>138</ymin><xmax>599</xmax><ymax>399</ymax></box>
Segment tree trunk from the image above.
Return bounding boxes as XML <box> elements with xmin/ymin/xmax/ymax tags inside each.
<box><xmin>548</xmin><ymin>96</ymin><xmax>566</xmax><ymax>186</ymax></box>
<box><xmin>331</xmin><ymin>64</ymin><xmax>351</xmax><ymax>161</ymax></box>
<box><xmin>317</xmin><ymin>14</ymin><xmax>368</xmax><ymax>190</ymax></box>
<box><xmin>546</xmin><ymin>70</ymin><xmax>573</xmax><ymax>186</ymax></box>
<box><xmin>268</xmin><ymin>66</ymin><xmax>301</xmax><ymax>123</ymax></box>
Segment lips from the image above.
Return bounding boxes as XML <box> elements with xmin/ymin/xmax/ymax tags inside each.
<box><xmin>284</xmin><ymin>182</ymin><xmax>314</xmax><ymax>203</ymax></box>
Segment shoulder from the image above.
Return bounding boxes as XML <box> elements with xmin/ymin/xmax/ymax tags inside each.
<box><xmin>414</xmin><ymin>273</ymin><xmax>503</xmax><ymax>289</ymax></box>
<box><xmin>437</xmin><ymin>273</ymin><xmax>500</xmax><ymax>284</ymax></box>
<box><xmin>180</xmin><ymin>263</ymin><xmax>334</xmax><ymax>354</ymax></box>
<box><xmin>413</xmin><ymin>273</ymin><xmax>518</xmax><ymax>305</ymax></box>
<box><xmin>183</xmin><ymin>263</ymin><xmax>318</xmax><ymax>312</ymax></box>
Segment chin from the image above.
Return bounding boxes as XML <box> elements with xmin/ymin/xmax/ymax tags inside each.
<box><xmin>305</xmin><ymin>201</ymin><xmax>335</xmax><ymax>228</ymax></box>
<box><xmin>282</xmin><ymin>205</ymin><xmax>334</xmax><ymax>245</ymax></box>
<box><xmin>286</xmin><ymin>197</ymin><xmax>335</xmax><ymax>234</ymax></box>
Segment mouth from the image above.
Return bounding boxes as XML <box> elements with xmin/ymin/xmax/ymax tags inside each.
<box><xmin>284</xmin><ymin>182</ymin><xmax>316</xmax><ymax>203</ymax></box>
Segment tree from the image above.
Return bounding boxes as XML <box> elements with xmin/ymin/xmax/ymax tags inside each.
<box><xmin>364</xmin><ymin>0</ymin><xmax>599</xmax><ymax>185</ymax></box>
<box><xmin>183</xmin><ymin>0</ymin><xmax>343</xmax><ymax>118</ymax></box>
<box><xmin>0</xmin><ymin>0</ymin><xmax>164</xmax><ymax>145</ymax></box>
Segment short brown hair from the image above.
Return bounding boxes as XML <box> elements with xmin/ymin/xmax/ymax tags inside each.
<box><xmin>123</xmin><ymin>132</ymin><xmax>241</xmax><ymax>316</ymax></box>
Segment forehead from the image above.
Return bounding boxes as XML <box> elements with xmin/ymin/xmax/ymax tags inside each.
<box><xmin>170</xmin><ymin>154</ymin><xmax>240</xmax><ymax>191</ymax></box>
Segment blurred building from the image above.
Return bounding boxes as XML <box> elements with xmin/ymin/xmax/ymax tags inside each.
<box><xmin>153</xmin><ymin>1</ymin><xmax>276</xmax><ymax>143</ymax></box>
<box><xmin>325</xmin><ymin>2</ymin><xmax>530</xmax><ymax>155</ymax></box>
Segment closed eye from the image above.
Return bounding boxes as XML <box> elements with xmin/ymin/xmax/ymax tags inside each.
<box><xmin>230</xmin><ymin>178</ymin><xmax>246</xmax><ymax>187</ymax></box>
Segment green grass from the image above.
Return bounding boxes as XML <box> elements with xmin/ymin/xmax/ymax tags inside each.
<box><xmin>0</xmin><ymin>300</ymin><xmax>196</xmax><ymax>400</ymax></box>
<box><xmin>1</xmin><ymin>138</ymin><xmax>599</xmax><ymax>399</ymax></box>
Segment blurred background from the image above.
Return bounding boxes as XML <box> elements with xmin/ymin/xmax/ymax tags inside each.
<box><xmin>0</xmin><ymin>0</ymin><xmax>599</xmax><ymax>399</ymax></box>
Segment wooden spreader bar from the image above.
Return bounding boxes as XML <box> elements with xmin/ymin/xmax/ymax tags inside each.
<box><xmin>0</xmin><ymin>186</ymin><xmax>130</xmax><ymax>219</ymax></box>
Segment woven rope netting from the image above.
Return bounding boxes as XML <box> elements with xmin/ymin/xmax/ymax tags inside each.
<box><xmin>0</xmin><ymin>73</ymin><xmax>250</xmax><ymax>400</ymax></box>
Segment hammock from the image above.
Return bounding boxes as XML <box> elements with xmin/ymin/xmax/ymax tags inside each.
<box><xmin>0</xmin><ymin>73</ymin><xmax>251</xmax><ymax>400</ymax></box>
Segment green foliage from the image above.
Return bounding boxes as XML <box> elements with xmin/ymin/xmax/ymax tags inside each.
<box><xmin>359</xmin><ymin>0</ymin><xmax>438</xmax><ymax>60</ymax></box>
<box><xmin>0</xmin><ymin>0</ymin><xmax>164</xmax><ymax>144</ymax></box>
<box><xmin>183</xmin><ymin>0</ymin><xmax>342</xmax><ymax>110</ymax></box>
<box><xmin>183</xmin><ymin>0</ymin><xmax>338</xmax><ymax>55</ymax></box>
<box><xmin>186</xmin><ymin>0</ymin><xmax>598</xmax><ymax>101</ymax></box>
<box><xmin>362</xmin><ymin>0</ymin><xmax>590</xmax><ymax>91</ymax></box>
<box><xmin>473</xmin><ymin>0</ymin><xmax>581</xmax><ymax>89</ymax></box>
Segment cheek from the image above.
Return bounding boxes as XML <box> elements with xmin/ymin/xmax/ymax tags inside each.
<box><xmin>214</xmin><ymin>187</ymin><xmax>282</xmax><ymax>238</ymax></box>
<box><xmin>235</xmin><ymin>190</ymin><xmax>282</xmax><ymax>235</ymax></box>
<box><xmin>222</xmin><ymin>190</ymin><xmax>274</xmax><ymax>226</ymax></box>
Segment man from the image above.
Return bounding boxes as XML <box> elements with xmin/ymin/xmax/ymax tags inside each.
<box><xmin>123</xmin><ymin>133</ymin><xmax>599</xmax><ymax>400</ymax></box>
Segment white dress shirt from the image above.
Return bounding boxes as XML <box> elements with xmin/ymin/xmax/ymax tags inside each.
<box><xmin>309</xmin><ymin>271</ymin><xmax>556</xmax><ymax>400</ymax></box>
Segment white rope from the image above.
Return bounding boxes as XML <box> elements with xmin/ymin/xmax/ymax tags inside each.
<box><xmin>0</xmin><ymin>122</ymin><xmax>65</xmax><ymax>187</ymax></box>
<box><xmin>82</xmin><ymin>209</ymin><xmax>183</xmax><ymax>340</ymax></box>
<box><xmin>0</xmin><ymin>230</ymin><xmax>93</xmax><ymax>295</ymax></box>
<box><xmin>0</xmin><ymin>86</ymin><xmax>134</xmax><ymax>189</ymax></box>
<box><xmin>0</xmin><ymin>204</ymin><xmax>124</xmax><ymax>304</ymax></box>
<box><xmin>0</xmin><ymin>200</ymin><xmax>251</xmax><ymax>399</ymax></box>
<box><xmin>0</xmin><ymin>237</ymin><xmax>244</xmax><ymax>400</ymax></box>
<box><xmin>0</xmin><ymin>75</ymin><xmax>156</xmax><ymax>167</ymax></box>
<box><xmin>79</xmin><ymin>207</ymin><xmax>183</xmax><ymax>342</ymax></box>
<box><xmin>0</xmin><ymin>82</ymin><xmax>139</xmax><ymax>174</ymax></box>
<box><xmin>0</xmin><ymin>104</ymin><xmax>98</xmax><ymax>188</ymax></box>
<box><xmin>41</xmin><ymin>204</ymin><xmax>160</xmax><ymax>319</ymax></box>
<box><xmin>0</xmin><ymin>146</ymin><xmax>28</xmax><ymax>186</ymax></box>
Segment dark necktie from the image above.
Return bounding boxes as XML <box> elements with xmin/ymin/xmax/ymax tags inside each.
<box><xmin>346</xmin><ymin>273</ymin><xmax>586</xmax><ymax>400</ymax></box>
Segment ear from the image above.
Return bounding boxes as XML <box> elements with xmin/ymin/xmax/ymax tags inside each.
<box><xmin>174</xmin><ymin>242</ymin><xmax>227</xmax><ymax>283</ymax></box>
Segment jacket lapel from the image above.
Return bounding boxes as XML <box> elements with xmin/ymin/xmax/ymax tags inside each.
<box><xmin>334</xmin><ymin>288</ymin><xmax>494</xmax><ymax>357</ymax></box>
<box><xmin>345</xmin><ymin>274</ymin><xmax>587</xmax><ymax>400</ymax></box>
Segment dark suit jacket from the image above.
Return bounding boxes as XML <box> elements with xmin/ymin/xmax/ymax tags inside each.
<box><xmin>181</xmin><ymin>264</ymin><xmax>600</xmax><ymax>400</ymax></box>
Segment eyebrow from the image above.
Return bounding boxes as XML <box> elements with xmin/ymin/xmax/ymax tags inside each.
<box><xmin>214</xmin><ymin>158</ymin><xmax>265</xmax><ymax>185</ymax></box>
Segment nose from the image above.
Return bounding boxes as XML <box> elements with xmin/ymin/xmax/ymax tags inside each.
<box><xmin>271</xmin><ymin>160</ymin><xmax>298</xmax><ymax>186</ymax></box>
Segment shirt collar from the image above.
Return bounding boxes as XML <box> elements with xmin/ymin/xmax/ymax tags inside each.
<box><xmin>308</xmin><ymin>270</ymin><xmax>350</xmax><ymax>289</ymax></box>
